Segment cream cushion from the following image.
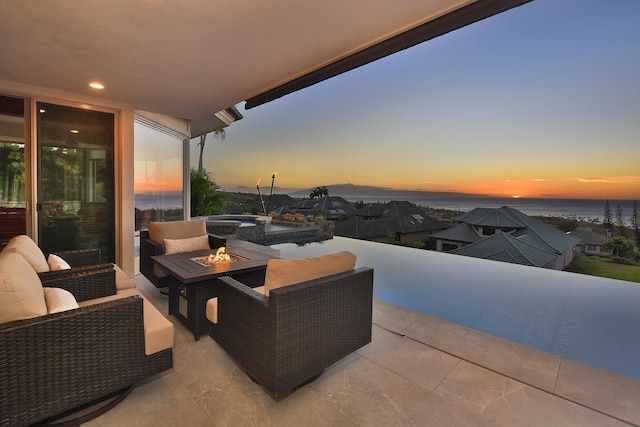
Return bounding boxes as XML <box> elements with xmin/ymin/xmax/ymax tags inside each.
<box><xmin>148</xmin><ymin>220</ymin><xmax>208</xmax><ymax>277</ymax></box>
<box><xmin>0</xmin><ymin>251</ymin><xmax>48</xmax><ymax>324</ymax></box>
<box><xmin>43</xmin><ymin>287</ymin><xmax>79</xmax><ymax>313</ymax></box>
<box><xmin>3</xmin><ymin>234</ymin><xmax>50</xmax><ymax>273</ymax></box>
<box><xmin>164</xmin><ymin>235</ymin><xmax>210</xmax><ymax>255</ymax></box>
<box><xmin>264</xmin><ymin>251</ymin><xmax>357</xmax><ymax>296</ymax></box>
<box><xmin>206</xmin><ymin>286</ymin><xmax>265</xmax><ymax>324</ymax></box>
<box><xmin>78</xmin><ymin>288</ymin><xmax>173</xmax><ymax>356</ymax></box>
<box><xmin>148</xmin><ymin>220</ymin><xmax>207</xmax><ymax>244</ymax></box>
<box><xmin>47</xmin><ymin>254</ymin><xmax>71</xmax><ymax>271</ymax></box>
<box><xmin>114</xmin><ymin>264</ymin><xmax>137</xmax><ymax>291</ymax></box>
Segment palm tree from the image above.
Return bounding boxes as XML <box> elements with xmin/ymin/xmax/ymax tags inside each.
<box><xmin>197</xmin><ymin>129</ymin><xmax>226</xmax><ymax>174</ymax></box>
<box><xmin>309</xmin><ymin>186</ymin><xmax>329</xmax><ymax>199</ymax></box>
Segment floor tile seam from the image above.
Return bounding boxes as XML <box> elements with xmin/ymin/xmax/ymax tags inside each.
<box><xmin>369</xmin><ymin>321</ymin><xmax>463</xmax><ymax>393</ymax></box>
<box><xmin>553</xmin><ymin>358</ymin><xmax>640</xmax><ymax>427</ymax></box>
<box><xmin>373</xmin><ymin>320</ymin><xmax>632</xmax><ymax>425</ymax></box>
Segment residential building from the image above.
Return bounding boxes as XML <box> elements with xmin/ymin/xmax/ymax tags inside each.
<box><xmin>432</xmin><ymin>206</ymin><xmax>581</xmax><ymax>270</ymax></box>
<box><xmin>335</xmin><ymin>200</ymin><xmax>449</xmax><ymax>244</ymax></box>
<box><xmin>569</xmin><ymin>229</ymin><xmax>611</xmax><ymax>256</ymax></box>
<box><xmin>291</xmin><ymin>196</ymin><xmax>360</xmax><ymax>220</ymax></box>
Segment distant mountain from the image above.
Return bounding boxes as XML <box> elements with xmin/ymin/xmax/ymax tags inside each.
<box><xmin>287</xmin><ymin>183</ymin><xmax>490</xmax><ymax>200</ymax></box>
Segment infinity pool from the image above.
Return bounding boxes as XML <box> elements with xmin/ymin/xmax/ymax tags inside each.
<box><xmin>272</xmin><ymin>237</ymin><xmax>640</xmax><ymax>381</ymax></box>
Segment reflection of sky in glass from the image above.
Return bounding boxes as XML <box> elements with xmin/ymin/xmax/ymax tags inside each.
<box><xmin>273</xmin><ymin>237</ymin><xmax>640</xmax><ymax>381</ymax></box>
<box><xmin>134</xmin><ymin>122</ymin><xmax>183</xmax><ymax>193</ymax></box>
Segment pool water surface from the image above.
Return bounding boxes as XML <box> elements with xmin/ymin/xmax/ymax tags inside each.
<box><xmin>272</xmin><ymin>237</ymin><xmax>640</xmax><ymax>381</ymax></box>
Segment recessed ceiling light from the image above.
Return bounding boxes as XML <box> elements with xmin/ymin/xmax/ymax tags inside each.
<box><xmin>70</xmin><ymin>129</ymin><xmax>80</xmax><ymax>134</ymax></box>
<box><xmin>89</xmin><ymin>82</ymin><xmax>104</xmax><ymax>89</ymax></box>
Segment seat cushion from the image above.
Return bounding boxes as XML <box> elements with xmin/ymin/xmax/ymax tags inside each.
<box><xmin>0</xmin><ymin>251</ymin><xmax>48</xmax><ymax>324</ymax></box>
<box><xmin>264</xmin><ymin>251</ymin><xmax>357</xmax><ymax>296</ymax></box>
<box><xmin>114</xmin><ymin>264</ymin><xmax>137</xmax><ymax>291</ymax></box>
<box><xmin>206</xmin><ymin>285</ymin><xmax>265</xmax><ymax>324</ymax></box>
<box><xmin>2</xmin><ymin>234</ymin><xmax>50</xmax><ymax>273</ymax></box>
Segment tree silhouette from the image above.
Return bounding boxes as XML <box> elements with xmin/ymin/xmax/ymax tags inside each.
<box><xmin>603</xmin><ymin>199</ymin><xmax>613</xmax><ymax>230</ymax></box>
<box><xmin>615</xmin><ymin>203</ymin><xmax>626</xmax><ymax>237</ymax></box>
<box><xmin>631</xmin><ymin>200</ymin><xmax>639</xmax><ymax>247</ymax></box>
<box><xmin>309</xmin><ymin>186</ymin><xmax>329</xmax><ymax>199</ymax></box>
<box><xmin>197</xmin><ymin>129</ymin><xmax>226</xmax><ymax>174</ymax></box>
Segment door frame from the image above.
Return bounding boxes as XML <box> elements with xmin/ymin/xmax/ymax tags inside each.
<box><xmin>29</xmin><ymin>96</ymin><xmax>123</xmax><ymax>260</ymax></box>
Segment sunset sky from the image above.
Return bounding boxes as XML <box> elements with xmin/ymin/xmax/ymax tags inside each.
<box><xmin>191</xmin><ymin>0</ymin><xmax>640</xmax><ymax>200</ymax></box>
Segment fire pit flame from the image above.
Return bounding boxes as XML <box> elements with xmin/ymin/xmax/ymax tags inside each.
<box><xmin>209</xmin><ymin>246</ymin><xmax>231</xmax><ymax>263</ymax></box>
<box><xmin>191</xmin><ymin>247</ymin><xmax>246</xmax><ymax>267</ymax></box>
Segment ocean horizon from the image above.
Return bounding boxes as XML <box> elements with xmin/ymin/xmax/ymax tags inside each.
<box><xmin>136</xmin><ymin>188</ymin><xmax>636</xmax><ymax>225</ymax></box>
<box><xmin>335</xmin><ymin>194</ymin><xmax>636</xmax><ymax>223</ymax></box>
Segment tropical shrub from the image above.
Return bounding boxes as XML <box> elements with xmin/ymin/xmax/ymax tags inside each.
<box><xmin>190</xmin><ymin>169</ymin><xmax>225</xmax><ymax>217</ymax></box>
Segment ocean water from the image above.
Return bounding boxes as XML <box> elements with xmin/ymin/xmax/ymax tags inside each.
<box><xmin>342</xmin><ymin>195</ymin><xmax>637</xmax><ymax>223</ymax></box>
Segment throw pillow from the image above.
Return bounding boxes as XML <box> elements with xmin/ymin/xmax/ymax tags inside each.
<box><xmin>2</xmin><ymin>234</ymin><xmax>50</xmax><ymax>272</ymax></box>
<box><xmin>43</xmin><ymin>287</ymin><xmax>79</xmax><ymax>314</ymax></box>
<box><xmin>164</xmin><ymin>235</ymin><xmax>210</xmax><ymax>254</ymax></box>
<box><xmin>264</xmin><ymin>251</ymin><xmax>357</xmax><ymax>296</ymax></box>
<box><xmin>0</xmin><ymin>251</ymin><xmax>48</xmax><ymax>324</ymax></box>
<box><xmin>47</xmin><ymin>254</ymin><xmax>72</xmax><ymax>271</ymax></box>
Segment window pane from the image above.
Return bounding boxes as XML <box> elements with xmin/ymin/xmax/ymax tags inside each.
<box><xmin>134</xmin><ymin>121</ymin><xmax>184</xmax><ymax>230</ymax></box>
<box><xmin>0</xmin><ymin>95</ymin><xmax>26</xmax><ymax>247</ymax></box>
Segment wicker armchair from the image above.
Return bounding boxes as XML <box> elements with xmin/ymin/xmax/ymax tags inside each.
<box><xmin>140</xmin><ymin>220</ymin><xmax>226</xmax><ymax>289</ymax></box>
<box><xmin>1</xmin><ymin>234</ymin><xmax>110</xmax><ymax>282</ymax></box>
<box><xmin>0</xmin><ymin>256</ymin><xmax>173</xmax><ymax>426</ymax></box>
<box><xmin>209</xmin><ymin>266</ymin><xmax>374</xmax><ymax>400</ymax></box>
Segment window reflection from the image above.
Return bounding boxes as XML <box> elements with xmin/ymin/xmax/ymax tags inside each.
<box><xmin>37</xmin><ymin>102</ymin><xmax>115</xmax><ymax>261</ymax></box>
<box><xmin>134</xmin><ymin>121</ymin><xmax>184</xmax><ymax>230</ymax></box>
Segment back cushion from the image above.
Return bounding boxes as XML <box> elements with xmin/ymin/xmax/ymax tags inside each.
<box><xmin>264</xmin><ymin>251</ymin><xmax>357</xmax><ymax>296</ymax></box>
<box><xmin>47</xmin><ymin>254</ymin><xmax>72</xmax><ymax>271</ymax></box>
<box><xmin>148</xmin><ymin>220</ymin><xmax>208</xmax><ymax>277</ymax></box>
<box><xmin>0</xmin><ymin>252</ymin><xmax>48</xmax><ymax>324</ymax></box>
<box><xmin>148</xmin><ymin>220</ymin><xmax>207</xmax><ymax>246</ymax></box>
<box><xmin>2</xmin><ymin>234</ymin><xmax>50</xmax><ymax>273</ymax></box>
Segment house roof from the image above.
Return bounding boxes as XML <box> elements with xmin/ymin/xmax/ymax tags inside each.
<box><xmin>333</xmin><ymin>217</ymin><xmax>397</xmax><ymax>240</ymax></box>
<box><xmin>435</xmin><ymin>206</ymin><xmax>582</xmax><ymax>261</ymax></box>
<box><xmin>568</xmin><ymin>230</ymin><xmax>606</xmax><ymax>246</ymax></box>
<box><xmin>292</xmin><ymin>196</ymin><xmax>360</xmax><ymax>219</ymax></box>
<box><xmin>454</xmin><ymin>207</ymin><xmax>524</xmax><ymax>228</ymax></box>
<box><xmin>379</xmin><ymin>201</ymin><xmax>449</xmax><ymax>233</ymax></box>
<box><xmin>450</xmin><ymin>232</ymin><xmax>558</xmax><ymax>267</ymax></box>
<box><xmin>0</xmin><ymin>1</ymin><xmax>532</xmax><ymax>124</ymax></box>
<box><xmin>432</xmin><ymin>223</ymin><xmax>483</xmax><ymax>243</ymax></box>
<box><xmin>335</xmin><ymin>200</ymin><xmax>448</xmax><ymax>240</ymax></box>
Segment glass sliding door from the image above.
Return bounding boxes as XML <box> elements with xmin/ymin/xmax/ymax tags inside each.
<box><xmin>37</xmin><ymin>102</ymin><xmax>115</xmax><ymax>262</ymax></box>
<box><xmin>0</xmin><ymin>95</ymin><xmax>26</xmax><ymax>248</ymax></box>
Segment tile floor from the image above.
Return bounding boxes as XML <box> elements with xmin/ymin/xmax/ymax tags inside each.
<box><xmin>84</xmin><ymin>275</ymin><xmax>640</xmax><ymax>427</ymax></box>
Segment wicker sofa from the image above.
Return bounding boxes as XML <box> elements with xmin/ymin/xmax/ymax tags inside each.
<box><xmin>140</xmin><ymin>220</ymin><xmax>226</xmax><ymax>289</ymax></box>
<box><xmin>0</xmin><ymin>246</ymin><xmax>173</xmax><ymax>426</ymax></box>
<box><xmin>207</xmin><ymin>251</ymin><xmax>374</xmax><ymax>400</ymax></box>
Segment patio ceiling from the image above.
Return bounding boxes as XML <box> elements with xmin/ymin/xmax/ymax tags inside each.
<box><xmin>1</xmin><ymin>0</ymin><xmax>531</xmax><ymax>123</ymax></box>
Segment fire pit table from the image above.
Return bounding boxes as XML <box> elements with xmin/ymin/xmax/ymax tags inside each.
<box><xmin>152</xmin><ymin>239</ymin><xmax>280</xmax><ymax>340</ymax></box>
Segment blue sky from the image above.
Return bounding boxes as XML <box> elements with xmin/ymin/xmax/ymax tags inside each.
<box><xmin>191</xmin><ymin>0</ymin><xmax>640</xmax><ymax>200</ymax></box>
